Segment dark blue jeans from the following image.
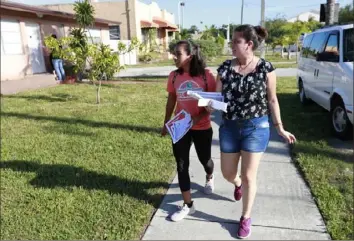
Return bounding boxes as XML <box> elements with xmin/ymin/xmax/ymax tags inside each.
<box><xmin>219</xmin><ymin>115</ymin><xmax>270</xmax><ymax>153</ymax></box>
<box><xmin>52</xmin><ymin>59</ymin><xmax>65</xmax><ymax>81</ymax></box>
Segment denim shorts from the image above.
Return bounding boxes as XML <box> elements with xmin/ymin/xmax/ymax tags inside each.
<box><xmin>219</xmin><ymin>115</ymin><xmax>270</xmax><ymax>153</ymax></box>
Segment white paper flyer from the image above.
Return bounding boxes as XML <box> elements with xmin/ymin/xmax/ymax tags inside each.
<box><xmin>186</xmin><ymin>91</ymin><xmax>228</xmax><ymax>113</ymax></box>
<box><xmin>165</xmin><ymin>110</ymin><xmax>192</xmax><ymax>144</ymax></box>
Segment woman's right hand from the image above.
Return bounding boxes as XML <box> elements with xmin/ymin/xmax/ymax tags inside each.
<box><xmin>161</xmin><ymin>125</ymin><xmax>168</xmax><ymax>136</ymax></box>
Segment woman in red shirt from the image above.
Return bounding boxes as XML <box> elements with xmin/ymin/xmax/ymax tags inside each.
<box><xmin>162</xmin><ymin>40</ymin><xmax>216</xmax><ymax>222</ymax></box>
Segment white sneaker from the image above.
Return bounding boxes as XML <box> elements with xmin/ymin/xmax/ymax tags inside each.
<box><xmin>204</xmin><ymin>174</ymin><xmax>215</xmax><ymax>194</ymax></box>
<box><xmin>170</xmin><ymin>202</ymin><xmax>196</xmax><ymax>222</ymax></box>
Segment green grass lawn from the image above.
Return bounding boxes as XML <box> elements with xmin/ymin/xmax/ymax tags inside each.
<box><xmin>209</xmin><ymin>54</ymin><xmax>296</xmax><ymax>66</ymax></box>
<box><xmin>125</xmin><ymin>53</ymin><xmax>296</xmax><ymax>69</ymax></box>
<box><xmin>273</xmin><ymin>63</ymin><xmax>298</xmax><ymax>69</ymax></box>
<box><xmin>277</xmin><ymin>77</ymin><xmax>353</xmax><ymax>240</ymax></box>
<box><xmin>0</xmin><ymin>83</ymin><xmax>175</xmax><ymax>240</ymax></box>
<box><xmin>1</xmin><ymin>78</ymin><xmax>352</xmax><ymax>240</ymax></box>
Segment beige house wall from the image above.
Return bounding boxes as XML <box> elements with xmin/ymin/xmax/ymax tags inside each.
<box><xmin>1</xmin><ymin>12</ymin><xmax>110</xmax><ymax>81</ymax></box>
<box><xmin>44</xmin><ymin>1</ymin><xmax>176</xmax><ymax>46</ymax></box>
<box><xmin>43</xmin><ymin>0</ymin><xmax>138</xmax><ymax>41</ymax></box>
<box><xmin>135</xmin><ymin>1</ymin><xmax>176</xmax><ymax>51</ymax></box>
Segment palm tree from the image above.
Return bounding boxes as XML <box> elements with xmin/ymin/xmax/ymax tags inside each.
<box><xmin>73</xmin><ymin>0</ymin><xmax>95</xmax><ymax>28</ymax></box>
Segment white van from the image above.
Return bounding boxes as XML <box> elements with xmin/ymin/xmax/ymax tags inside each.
<box><xmin>297</xmin><ymin>24</ymin><xmax>353</xmax><ymax>140</ymax></box>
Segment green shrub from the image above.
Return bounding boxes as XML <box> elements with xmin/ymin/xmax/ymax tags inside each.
<box><xmin>274</xmin><ymin>52</ymin><xmax>281</xmax><ymax>58</ymax></box>
<box><xmin>216</xmin><ymin>35</ymin><xmax>225</xmax><ymax>49</ymax></box>
<box><xmin>138</xmin><ymin>54</ymin><xmax>152</xmax><ymax>63</ymax></box>
<box><xmin>168</xmin><ymin>39</ymin><xmax>222</xmax><ymax>60</ymax></box>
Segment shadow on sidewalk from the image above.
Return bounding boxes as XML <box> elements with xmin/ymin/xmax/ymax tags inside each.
<box><xmin>161</xmin><ymin>202</ymin><xmax>239</xmax><ymax>239</ymax></box>
<box><xmin>158</xmin><ymin>181</ymin><xmax>239</xmax><ymax>239</ymax></box>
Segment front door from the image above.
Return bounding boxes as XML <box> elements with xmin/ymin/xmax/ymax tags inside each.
<box><xmin>25</xmin><ymin>23</ymin><xmax>46</xmax><ymax>74</ymax></box>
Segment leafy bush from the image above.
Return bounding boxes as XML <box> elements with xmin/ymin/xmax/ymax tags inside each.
<box><xmin>138</xmin><ymin>54</ymin><xmax>152</xmax><ymax>63</ymax></box>
<box><xmin>87</xmin><ymin>43</ymin><xmax>120</xmax><ymax>80</ymax></box>
<box><xmin>168</xmin><ymin>39</ymin><xmax>222</xmax><ymax>60</ymax></box>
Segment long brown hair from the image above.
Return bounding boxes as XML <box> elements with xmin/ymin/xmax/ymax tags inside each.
<box><xmin>175</xmin><ymin>40</ymin><xmax>206</xmax><ymax>77</ymax></box>
<box><xmin>234</xmin><ymin>24</ymin><xmax>268</xmax><ymax>50</ymax></box>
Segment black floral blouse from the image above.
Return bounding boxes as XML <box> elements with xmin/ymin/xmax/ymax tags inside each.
<box><xmin>217</xmin><ymin>58</ymin><xmax>275</xmax><ymax>120</ymax></box>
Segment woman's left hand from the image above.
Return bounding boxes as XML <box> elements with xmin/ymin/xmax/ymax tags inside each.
<box><xmin>205</xmin><ymin>100</ymin><xmax>215</xmax><ymax>113</ymax></box>
<box><xmin>278</xmin><ymin>130</ymin><xmax>297</xmax><ymax>144</ymax></box>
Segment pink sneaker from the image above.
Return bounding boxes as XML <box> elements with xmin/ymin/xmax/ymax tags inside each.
<box><xmin>234</xmin><ymin>184</ymin><xmax>242</xmax><ymax>201</ymax></box>
<box><xmin>237</xmin><ymin>216</ymin><xmax>251</xmax><ymax>239</ymax></box>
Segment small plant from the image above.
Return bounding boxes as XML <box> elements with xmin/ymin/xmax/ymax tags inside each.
<box><xmin>44</xmin><ymin>0</ymin><xmax>139</xmax><ymax>104</ymax></box>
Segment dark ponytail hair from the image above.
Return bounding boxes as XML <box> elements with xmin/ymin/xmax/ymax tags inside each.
<box><xmin>175</xmin><ymin>40</ymin><xmax>206</xmax><ymax>77</ymax></box>
<box><xmin>234</xmin><ymin>24</ymin><xmax>268</xmax><ymax>50</ymax></box>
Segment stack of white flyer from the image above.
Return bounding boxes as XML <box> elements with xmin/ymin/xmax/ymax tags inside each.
<box><xmin>165</xmin><ymin>110</ymin><xmax>193</xmax><ymax>144</ymax></box>
<box><xmin>187</xmin><ymin>91</ymin><xmax>228</xmax><ymax>113</ymax></box>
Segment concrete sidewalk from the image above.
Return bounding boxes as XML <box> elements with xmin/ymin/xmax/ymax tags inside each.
<box><xmin>116</xmin><ymin>66</ymin><xmax>297</xmax><ymax>78</ymax></box>
<box><xmin>143</xmin><ymin>112</ymin><xmax>330</xmax><ymax>240</ymax></box>
<box><xmin>1</xmin><ymin>74</ymin><xmax>57</xmax><ymax>95</ymax></box>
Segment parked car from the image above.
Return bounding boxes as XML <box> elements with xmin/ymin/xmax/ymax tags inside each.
<box><xmin>297</xmin><ymin>24</ymin><xmax>353</xmax><ymax>140</ymax></box>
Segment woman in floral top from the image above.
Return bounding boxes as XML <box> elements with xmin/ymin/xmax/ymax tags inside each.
<box><xmin>210</xmin><ymin>24</ymin><xmax>296</xmax><ymax>239</ymax></box>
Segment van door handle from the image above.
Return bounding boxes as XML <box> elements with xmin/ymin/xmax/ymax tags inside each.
<box><xmin>314</xmin><ymin>69</ymin><xmax>319</xmax><ymax>77</ymax></box>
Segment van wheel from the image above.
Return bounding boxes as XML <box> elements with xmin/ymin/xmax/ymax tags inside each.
<box><xmin>330</xmin><ymin>98</ymin><xmax>353</xmax><ymax>140</ymax></box>
<box><xmin>299</xmin><ymin>81</ymin><xmax>310</xmax><ymax>105</ymax></box>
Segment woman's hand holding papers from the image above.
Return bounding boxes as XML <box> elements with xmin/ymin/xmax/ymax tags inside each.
<box><xmin>205</xmin><ymin>100</ymin><xmax>215</xmax><ymax>113</ymax></box>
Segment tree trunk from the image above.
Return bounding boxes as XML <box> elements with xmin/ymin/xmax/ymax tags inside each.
<box><xmin>296</xmin><ymin>41</ymin><xmax>299</xmax><ymax>63</ymax></box>
<box><xmin>287</xmin><ymin>45</ymin><xmax>291</xmax><ymax>60</ymax></box>
<box><xmin>96</xmin><ymin>80</ymin><xmax>101</xmax><ymax>104</ymax></box>
<box><xmin>281</xmin><ymin>46</ymin><xmax>284</xmax><ymax>58</ymax></box>
<box><xmin>326</xmin><ymin>0</ymin><xmax>335</xmax><ymax>25</ymax></box>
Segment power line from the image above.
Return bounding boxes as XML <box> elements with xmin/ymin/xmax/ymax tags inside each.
<box><xmin>244</xmin><ymin>2</ymin><xmax>320</xmax><ymax>9</ymax></box>
<box><xmin>267</xmin><ymin>3</ymin><xmax>320</xmax><ymax>9</ymax></box>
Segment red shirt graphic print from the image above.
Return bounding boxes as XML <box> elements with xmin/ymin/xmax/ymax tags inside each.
<box><xmin>167</xmin><ymin>69</ymin><xmax>216</xmax><ymax>130</ymax></box>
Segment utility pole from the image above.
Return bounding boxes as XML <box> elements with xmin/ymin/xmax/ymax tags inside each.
<box><xmin>241</xmin><ymin>0</ymin><xmax>244</xmax><ymax>25</ymax></box>
<box><xmin>177</xmin><ymin>1</ymin><xmax>182</xmax><ymax>31</ymax></box>
<box><xmin>180</xmin><ymin>2</ymin><xmax>185</xmax><ymax>30</ymax></box>
<box><xmin>227</xmin><ymin>16</ymin><xmax>231</xmax><ymax>54</ymax></box>
<box><xmin>326</xmin><ymin>0</ymin><xmax>335</xmax><ymax>25</ymax></box>
<box><xmin>260</xmin><ymin>0</ymin><xmax>266</xmax><ymax>58</ymax></box>
<box><xmin>227</xmin><ymin>16</ymin><xmax>230</xmax><ymax>43</ymax></box>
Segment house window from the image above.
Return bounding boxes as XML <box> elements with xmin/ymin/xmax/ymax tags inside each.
<box><xmin>109</xmin><ymin>25</ymin><xmax>120</xmax><ymax>40</ymax></box>
<box><xmin>1</xmin><ymin>20</ymin><xmax>23</xmax><ymax>55</ymax></box>
<box><xmin>87</xmin><ymin>29</ymin><xmax>102</xmax><ymax>44</ymax></box>
<box><xmin>59</xmin><ymin>24</ymin><xmax>65</xmax><ymax>37</ymax></box>
<box><xmin>168</xmin><ymin>31</ymin><xmax>174</xmax><ymax>43</ymax></box>
<box><xmin>141</xmin><ymin>28</ymin><xmax>149</xmax><ymax>44</ymax></box>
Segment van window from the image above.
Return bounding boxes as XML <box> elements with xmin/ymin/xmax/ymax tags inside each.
<box><xmin>308</xmin><ymin>32</ymin><xmax>327</xmax><ymax>59</ymax></box>
<box><xmin>324</xmin><ymin>35</ymin><xmax>338</xmax><ymax>53</ymax></box>
<box><xmin>343</xmin><ymin>28</ymin><xmax>354</xmax><ymax>62</ymax></box>
<box><xmin>318</xmin><ymin>34</ymin><xmax>340</xmax><ymax>62</ymax></box>
<box><xmin>301</xmin><ymin>34</ymin><xmax>313</xmax><ymax>58</ymax></box>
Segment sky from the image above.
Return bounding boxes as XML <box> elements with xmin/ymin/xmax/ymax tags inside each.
<box><xmin>9</xmin><ymin>0</ymin><xmax>354</xmax><ymax>29</ymax></box>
